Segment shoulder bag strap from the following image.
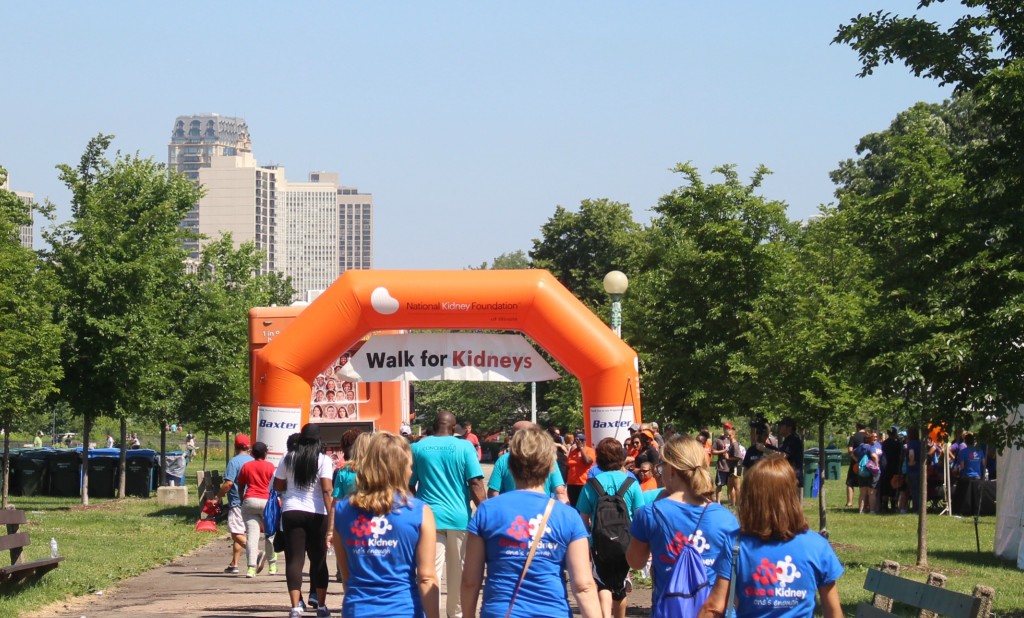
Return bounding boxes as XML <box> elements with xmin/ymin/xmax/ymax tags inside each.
<box><xmin>615</xmin><ymin>476</ymin><xmax>636</xmax><ymax>497</ymax></box>
<box><xmin>504</xmin><ymin>498</ymin><xmax>556</xmax><ymax>618</ymax></box>
<box><xmin>726</xmin><ymin>539</ymin><xmax>740</xmax><ymax>618</ymax></box>
<box><xmin>587</xmin><ymin>475</ymin><xmax>607</xmax><ymax>497</ymax></box>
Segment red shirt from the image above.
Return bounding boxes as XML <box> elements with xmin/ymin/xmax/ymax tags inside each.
<box><xmin>236</xmin><ymin>459</ymin><xmax>276</xmax><ymax>500</ymax></box>
<box><xmin>466</xmin><ymin>432</ymin><xmax>482</xmax><ymax>461</ymax></box>
<box><xmin>566</xmin><ymin>446</ymin><xmax>597</xmax><ymax>486</ymax></box>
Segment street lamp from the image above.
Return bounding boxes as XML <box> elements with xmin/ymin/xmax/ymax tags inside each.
<box><xmin>603</xmin><ymin>270</ymin><xmax>629</xmax><ymax>338</ymax></box>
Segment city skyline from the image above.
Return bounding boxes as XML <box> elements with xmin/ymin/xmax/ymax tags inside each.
<box><xmin>1</xmin><ymin>3</ymin><xmax>959</xmax><ymax>270</ymax></box>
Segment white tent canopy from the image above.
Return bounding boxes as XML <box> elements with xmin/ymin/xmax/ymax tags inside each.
<box><xmin>994</xmin><ymin>407</ymin><xmax>1024</xmax><ymax>569</ymax></box>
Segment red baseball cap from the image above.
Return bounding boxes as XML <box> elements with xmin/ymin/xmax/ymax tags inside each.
<box><xmin>234</xmin><ymin>434</ymin><xmax>251</xmax><ymax>449</ymax></box>
<box><xmin>723</xmin><ymin>422</ymin><xmax>734</xmax><ymax>429</ymax></box>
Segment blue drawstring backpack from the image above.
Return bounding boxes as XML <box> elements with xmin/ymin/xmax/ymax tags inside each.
<box><xmin>263</xmin><ymin>488</ymin><xmax>281</xmax><ymax>539</ymax></box>
<box><xmin>652</xmin><ymin>503</ymin><xmax>710</xmax><ymax>618</ymax></box>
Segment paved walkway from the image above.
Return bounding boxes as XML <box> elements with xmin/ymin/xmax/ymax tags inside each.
<box><xmin>26</xmin><ymin>532</ymin><xmax>653</xmax><ymax>618</ymax></box>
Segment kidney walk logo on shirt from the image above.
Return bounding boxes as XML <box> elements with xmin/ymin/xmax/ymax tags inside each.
<box><xmin>500</xmin><ymin>512</ymin><xmax>557</xmax><ymax>556</ymax></box>
<box><xmin>347</xmin><ymin>513</ymin><xmax>399</xmax><ymax>556</ymax></box>
<box><xmin>745</xmin><ymin>555</ymin><xmax>807</xmax><ymax>607</ymax></box>
<box><xmin>662</xmin><ymin>528</ymin><xmax>714</xmax><ymax>566</ymax></box>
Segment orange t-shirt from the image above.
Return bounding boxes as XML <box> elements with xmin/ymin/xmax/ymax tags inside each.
<box><xmin>566</xmin><ymin>446</ymin><xmax>596</xmax><ymax>486</ymax></box>
<box><xmin>639</xmin><ymin>476</ymin><xmax>659</xmax><ymax>491</ymax></box>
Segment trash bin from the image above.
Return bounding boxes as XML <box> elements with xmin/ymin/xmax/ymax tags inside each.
<box><xmin>825</xmin><ymin>448</ymin><xmax>844</xmax><ymax>480</ymax></box>
<box><xmin>124</xmin><ymin>456</ymin><xmax>154</xmax><ymax>497</ymax></box>
<box><xmin>48</xmin><ymin>450</ymin><xmax>82</xmax><ymax>497</ymax></box>
<box><xmin>14</xmin><ymin>451</ymin><xmax>48</xmax><ymax>496</ymax></box>
<box><xmin>88</xmin><ymin>457</ymin><xmax>117</xmax><ymax>498</ymax></box>
<box><xmin>803</xmin><ymin>460</ymin><xmax>820</xmax><ymax>499</ymax></box>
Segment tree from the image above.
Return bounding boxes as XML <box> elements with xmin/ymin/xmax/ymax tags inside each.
<box><xmin>629</xmin><ymin>164</ymin><xmax>796</xmax><ymax>429</ymax></box>
<box><xmin>471</xmin><ymin>250</ymin><xmax>530</xmax><ymax>270</ymax></box>
<box><xmin>834</xmin><ymin>0</ymin><xmax>1024</xmax><ymax>90</ymax></box>
<box><xmin>736</xmin><ymin>208</ymin><xmax>880</xmax><ymax>534</ymax></box>
<box><xmin>412</xmin><ymin>381</ymin><xmax>530</xmax><ymax>437</ymax></box>
<box><xmin>45</xmin><ymin>135</ymin><xmax>202</xmax><ymax>504</ymax></box>
<box><xmin>174</xmin><ymin>234</ymin><xmax>293</xmax><ymax>467</ymax></box>
<box><xmin>0</xmin><ymin>168</ymin><xmax>63</xmax><ymax>508</ymax></box>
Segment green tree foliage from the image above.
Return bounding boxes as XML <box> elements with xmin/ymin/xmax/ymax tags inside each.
<box><xmin>834</xmin><ymin>0</ymin><xmax>1024</xmax><ymax>90</ymax></box>
<box><xmin>0</xmin><ymin>168</ymin><xmax>64</xmax><ymax>507</ymax></box>
<box><xmin>471</xmin><ymin>250</ymin><xmax>530</xmax><ymax>270</ymax></box>
<box><xmin>45</xmin><ymin>135</ymin><xmax>202</xmax><ymax>503</ymax></box>
<box><xmin>413</xmin><ymin>381</ymin><xmax>529</xmax><ymax>437</ymax></box>
<box><xmin>175</xmin><ymin>234</ymin><xmax>294</xmax><ymax>438</ymax></box>
<box><xmin>630</xmin><ymin>164</ymin><xmax>796</xmax><ymax>429</ymax></box>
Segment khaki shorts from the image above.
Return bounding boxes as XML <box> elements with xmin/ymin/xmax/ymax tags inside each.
<box><xmin>227</xmin><ymin>505</ymin><xmax>245</xmax><ymax>535</ymax></box>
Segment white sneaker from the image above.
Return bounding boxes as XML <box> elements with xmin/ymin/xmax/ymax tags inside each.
<box><xmin>289</xmin><ymin>608</ymin><xmax>303</xmax><ymax>618</ymax></box>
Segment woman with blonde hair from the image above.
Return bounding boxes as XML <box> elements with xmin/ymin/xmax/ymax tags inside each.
<box><xmin>333</xmin><ymin>431</ymin><xmax>439</xmax><ymax>618</ymax></box>
<box><xmin>462</xmin><ymin>425</ymin><xmax>601</xmax><ymax>618</ymax></box>
<box><xmin>627</xmin><ymin>434</ymin><xmax>739</xmax><ymax>618</ymax></box>
<box><xmin>699</xmin><ymin>455</ymin><xmax>842</xmax><ymax>618</ymax></box>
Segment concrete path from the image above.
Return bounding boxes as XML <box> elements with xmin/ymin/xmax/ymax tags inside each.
<box><xmin>26</xmin><ymin>532</ymin><xmax>653</xmax><ymax>617</ymax></box>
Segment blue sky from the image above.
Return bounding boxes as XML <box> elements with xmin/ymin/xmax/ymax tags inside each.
<box><xmin>1</xmin><ymin>2</ymin><xmax>958</xmax><ymax>270</ymax></box>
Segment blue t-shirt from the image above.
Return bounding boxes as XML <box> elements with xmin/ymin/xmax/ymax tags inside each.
<box><xmin>904</xmin><ymin>439</ymin><xmax>922</xmax><ymax>474</ymax></box>
<box><xmin>716</xmin><ymin>530</ymin><xmax>844</xmax><ymax>618</ymax></box>
<box><xmin>854</xmin><ymin>442</ymin><xmax>883</xmax><ymax>472</ymax></box>
<box><xmin>642</xmin><ymin>488</ymin><xmax>665</xmax><ymax>505</ymax></box>
<box><xmin>486</xmin><ymin>452</ymin><xmax>565</xmax><ymax>496</ymax></box>
<box><xmin>630</xmin><ymin>499</ymin><xmax>739</xmax><ymax>609</ymax></box>
<box><xmin>956</xmin><ymin>446</ymin><xmax>985</xmax><ymax>479</ymax></box>
<box><xmin>334</xmin><ymin>495</ymin><xmax>426</xmax><ymax>618</ymax></box>
<box><xmin>333</xmin><ymin>466</ymin><xmax>357</xmax><ymax>499</ymax></box>
<box><xmin>587</xmin><ymin>464</ymin><xmax>639</xmax><ymax>481</ymax></box>
<box><xmin>225</xmin><ymin>453</ymin><xmax>254</xmax><ymax>507</ymax></box>
<box><xmin>576</xmin><ymin>471</ymin><xmax>645</xmax><ymax>523</ymax></box>
<box><xmin>468</xmin><ymin>490</ymin><xmax>587</xmax><ymax>618</ymax></box>
<box><xmin>410</xmin><ymin>436</ymin><xmax>484</xmax><ymax>530</ymax></box>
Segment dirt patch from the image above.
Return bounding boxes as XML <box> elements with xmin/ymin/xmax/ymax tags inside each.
<box><xmin>829</xmin><ymin>542</ymin><xmax>864</xmax><ymax>551</ymax></box>
<box><xmin>899</xmin><ymin>564</ymin><xmax>969</xmax><ymax>576</ymax></box>
<box><xmin>68</xmin><ymin>502</ymin><xmax>127</xmax><ymax>512</ymax></box>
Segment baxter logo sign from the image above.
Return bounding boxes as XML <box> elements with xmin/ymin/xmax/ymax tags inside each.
<box><xmin>589</xmin><ymin>405</ymin><xmax>635</xmax><ymax>445</ymax></box>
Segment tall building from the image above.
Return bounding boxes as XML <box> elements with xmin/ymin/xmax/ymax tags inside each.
<box><xmin>0</xmin><ymin>175</ymin><xmax>34</xmax><ymax>249</ymax></box>
<box><xmin>170</xmin><ymin>114</ymin><xmax>373</xmax><ymax>300</ymax></box>
<box><xmin>168</xmin><ymin>114</ymin><xmax>252</xmax><ymax>255</ymax></box>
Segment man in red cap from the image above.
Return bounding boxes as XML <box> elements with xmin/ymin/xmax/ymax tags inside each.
<box><xmin>216</xmin><ymin>433</ymin><xmax>253</xmax><ymax>574</ymax></box>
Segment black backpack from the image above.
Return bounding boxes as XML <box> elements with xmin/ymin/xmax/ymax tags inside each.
<box><xmin>587</xmin><ymin>476</ymin><xmax>635</xmax><ymax>566</ymax></box>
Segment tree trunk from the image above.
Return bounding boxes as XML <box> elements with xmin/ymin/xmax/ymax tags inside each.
<box><xmin>158</xmin><ymin>423</ymin><xmax>167</xmax><ymax>487</ymax></box>
<box><xmin>818</xmin><ymin>421</ymin><xmax>828</xmax><ymax>538</ymax></box>
<box><xmin>118</xmin><ymin>418</ymin><xmax>127</xmax><ymax>499</ymax></box>
<box><xmin>82</xmin><ymin>415</ymin><xmax>93</xmax><ymax>506</ymax></box>
<box><xmin>2</xmin><ymin>422</ymin><xmax>10</xmax><ymax>510</ymax></box>
<box><xmin>202</xmin><ymin>429</ymin><xmax>209</xmax><ymax>471</ymax></box>
<box><xmin>225</xmin><ymin>431</ymin><xmax>230</xmax><ymax>467</ymax></box>
<box><xmin>917</xmin><ymin>425</ymin><xmax>928</xmax><ymax>566</ymax></box>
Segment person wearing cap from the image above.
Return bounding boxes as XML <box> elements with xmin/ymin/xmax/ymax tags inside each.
<box><xmin>216</xmin><ymin>433</ymin><xmax>254</xmax><ymax>574</ymax></box>
<box><xmin>275</xmin><ymin>423</ymin><xmax>335</xmax><ymax>617</ymax></box>
<box><xmin>634</xmin><ymin>429</ymin><xmax>661</xmax><ymax>469</ymax></box>
<box><xmin>565</xmin><ymin>431</ymin><xmax>595</xmax><ymax>507</ymax></box>
<box><xmin>761</xmin><ymin>417</ymin><xmax>804</xmax><ymax>492</ymax></box>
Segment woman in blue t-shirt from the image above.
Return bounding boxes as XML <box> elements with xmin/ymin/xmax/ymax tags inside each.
<box><xmin>627</xmin><ymin>434</ymin><xmax>739</xmax><ymax>618</ymax></box>
<box><xmin>700</xmin><ymin>455</ymin><xmax>843</xmax><ymax>618</ymax></box>
<box><xmin>334</xmin><ymin>431</ymin><xmax>439</xmax><ymax>618</ymax></box>
<box><xmin>463</xmin><ymin>425</ymin><xmax>601</xmax><ymax>618</ymax></box>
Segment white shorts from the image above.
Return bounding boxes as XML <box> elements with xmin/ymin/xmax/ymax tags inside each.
<box><xmin>227</xmin><ymin>505</ymin><xmax>245</xmax><ymax>535</ymax></box>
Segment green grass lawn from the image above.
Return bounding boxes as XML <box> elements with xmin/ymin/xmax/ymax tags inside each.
<box><xmin>0</xmin><ymin>494</ymin><xmax>215</xmax><ymax>617</ymax></box>
<box><xmin>806</xmin><ymin>476</ymin><xmax>1022</xmax><ymax>617</ymax></box>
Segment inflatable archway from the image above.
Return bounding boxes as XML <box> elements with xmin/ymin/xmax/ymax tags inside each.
<box><xmin>251</xmin><ymin>269</ymin><xmax>640</xmax><ymax>458</ymax></box>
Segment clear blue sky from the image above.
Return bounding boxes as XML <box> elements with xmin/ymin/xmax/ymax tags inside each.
<box><xmin>1</xmin><ymin>2</ymin><xmax>957</xmax><ymax>270</ymax></box>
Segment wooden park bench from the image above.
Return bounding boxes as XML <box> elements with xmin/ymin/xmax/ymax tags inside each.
<box><xmin>857</xmin><ymin>560</ymin><xmax>995</xmax><ymax>618</ymax></box>
<box><xmin>0</xmin><ymin>509</ymin><xmax>63</xmax><ymax>584</ymax></box>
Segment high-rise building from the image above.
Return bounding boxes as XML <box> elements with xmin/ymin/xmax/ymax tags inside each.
<box><xmin>0</xmin><ymin>175</ymin><xmax>34</xmax><ymax>249</ymax></box>
<box><xmin>170</xmin><ymin>114</ymin><xmax>373</xmax><ymax>300</ymax></box>
<box><xmin>168</xmin><ymin>114</ymin><xmax>252</xmax><ymax>255</ymax></box>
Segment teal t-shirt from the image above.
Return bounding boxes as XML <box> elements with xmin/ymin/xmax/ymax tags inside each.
<box><xmin>332</xmin><ymin>466</ymin><xmax>357</xmax><ymax>499</ymax></box>
<box><xmin>411</xmin><ymin>436</ymin><xmax>484</xmax><ymax>530</ymax></box>
<box><xmin>576</xmin><ymin>470</ymin><xmax>645</xmax><ymax>522</ymax></box>
<box><xmin>486</xmin><ymin>452</ymin><xmax>565</xmax><ymax>496</ymax></box>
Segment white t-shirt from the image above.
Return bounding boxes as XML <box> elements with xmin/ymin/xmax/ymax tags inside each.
<box><xmin>274</xmin><ymin>452</ymin><xmax>333</xmax><ymax>514</ymax></box>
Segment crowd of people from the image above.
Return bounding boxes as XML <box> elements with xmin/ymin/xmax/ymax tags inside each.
<box><xmin>221</xmin><ymin>413</ymin><xmax>844</xmax><ymax>618</ymax></box>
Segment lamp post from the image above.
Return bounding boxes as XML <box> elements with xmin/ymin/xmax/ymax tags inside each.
<box><xmin>603</xmin><ymin>270</ymin><xmax>629</xmax><ymax>338</ymax></box>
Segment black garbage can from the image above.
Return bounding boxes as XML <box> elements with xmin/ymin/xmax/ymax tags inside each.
<box><xmin>124</xmin><ymin>457</ymin><xmax>153</xmax><ymax>497</ymax></box>
<box><xmin>48</xmin><ymin>450</ymin><xmax>82</xmax><ymax>497</ymax></box>
<box><xmin>14</xmin><ymin>452</ymin><xmax>48</xmax><ymax>496</ymax></box>
<box><xmin>88</xmin><ymin>457</ymin><xmax>117</xmax><ymax>498</ymax></box>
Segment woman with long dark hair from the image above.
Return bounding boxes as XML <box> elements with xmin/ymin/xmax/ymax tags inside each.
<box><xmin>274</xmin><ymin>423</ymin><xmax>335</xmax><ymax>618</ymax></box>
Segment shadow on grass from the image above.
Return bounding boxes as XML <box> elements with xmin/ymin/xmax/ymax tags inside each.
<box><xmin>145</xmin><ymin>505</ymin><xmax>203</xmax><ymax>523</ymax></box>
<box><xmin>928</xmin><ymin>549</ymin><xmax>1020</xmax><ymax>570</ymax></box>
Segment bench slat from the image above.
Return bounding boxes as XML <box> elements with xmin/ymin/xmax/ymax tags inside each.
<box><xmin>0</xmin><ymin>531</ymin><xmax>29</xmax><ymax>554</ymax></box>
<box><xmin>0</xmin><ymin>557</ymin><xmax>63</xmax><ymax>583</ymax></box>
<box><xmin>856</xmin><ymin>601</ymin><xmax>898</xmax><ymax>618</ymax></box>
<box><xmin>865</xmin><ymin>569</ymin><xmax>982</xmax><ymax>618</ymax></box>
<box><xmin>0</xmin><ymin>510</ymin><xmax>28</xmax><ymax>526</ymax></box>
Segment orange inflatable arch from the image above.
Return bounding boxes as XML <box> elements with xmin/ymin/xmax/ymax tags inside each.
<box><xmin>251</xmin><ymin>269</ymin><xmax>641</xmax><ymax>455</ymax></box>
